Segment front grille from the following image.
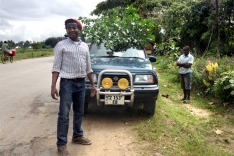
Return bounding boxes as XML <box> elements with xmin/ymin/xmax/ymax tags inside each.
<box><xmin>101</xmin><ymin>74</ymin><xmax>131</xmax><ymax>86</ymax></box>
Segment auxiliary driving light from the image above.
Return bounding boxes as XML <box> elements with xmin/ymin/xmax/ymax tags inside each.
<box><xmin>117</xmin><ymin>78</ymin><xmax>129</xmax><ymax>90</ymax></box>
<box><xmin>102</xmin><ymin>77</ymin><xmax>113</xmax><ymax>89</ymax></box>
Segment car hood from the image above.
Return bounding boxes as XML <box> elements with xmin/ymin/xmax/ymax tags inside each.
<box><xmin>91</xmin><ymin>57</ymin><xmax>153</xmax><ymax>71</ymax></box>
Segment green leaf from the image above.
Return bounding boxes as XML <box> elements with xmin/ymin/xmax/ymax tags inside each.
<box><xmin>224</xmin><ymin>85</ymin><xmax>231</xmax><ymax>89</ymax></box>
<box><xmin>79</xmin><ymin>5</ymin><xmax>155</xmax><ymax>51</ymax></box>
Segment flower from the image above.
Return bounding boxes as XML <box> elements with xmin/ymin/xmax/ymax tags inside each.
<box><xmin>205</xmin><ymin>61</ymin><xmax>218</xmax><ymax>80</ymax></box>
<box><xmin>212</xmin><ymin>62</ymin><xmax>218</xmax><ymax>68</ymax></box>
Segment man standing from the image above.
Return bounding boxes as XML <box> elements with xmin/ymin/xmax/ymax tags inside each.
<box><xmin>176</xmin><ymin>46</ymin><xmax>194</xmax><ymax>103</ymax></box>
<box><xmin>51</xmin><ymin>18</ymin><xmax>96</xmax><ymax>156</ymax></box>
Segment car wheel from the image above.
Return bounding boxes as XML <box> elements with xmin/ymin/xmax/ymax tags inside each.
<box><xmin>84</xmin><ymin>101</ymin><xmax>89</xmax><ymax>115</ymax></box>
<box><xmin>143</xmin><ymin>101</ymin><xmax>156</xmax><ymax>116</ymax></box>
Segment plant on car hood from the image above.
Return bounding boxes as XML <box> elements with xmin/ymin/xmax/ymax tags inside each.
<box><xmin>78</xmin><ymin>5</ymin><xmax>155</xmax><ymax>51</ymax></box>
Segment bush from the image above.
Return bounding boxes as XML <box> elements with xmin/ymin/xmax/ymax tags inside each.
<box><xmin>14</xmin><ymin>49</ymin><xmax>53</xmax><ymax>61</ymax></box>
<box><xmin>156</xmin><ymin>56</ymin><xmax>179</xmax><ymax>83</ymax></box>
<box><xmin>156</xmin><ymin>55</ymin><xmax>234</xmax><ymax>104</ymax></box>
<box><xmin>213</xmin><ymin>71</ymin><xmax>234</xmax><ymax>103</ymax></box>
<box><xmin>192</xmin><ymin>56</ymin><xmax>234</xmax><ymax>95</ymax></box>
<box><xmin>192</xmin><ymin>58</ymin><xmax>208</xmax><ymax>94</ymax></box>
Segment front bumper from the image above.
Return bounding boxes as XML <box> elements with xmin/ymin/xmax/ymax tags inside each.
<box><xmin>96</xmin><ymin>70</ymin><xmax>134</xmax><ymax>106</ymax></box>
<box><xmin>85</xmin><ymin>69</ymin><xmax>159</xmax><ymax>107</ymax></box>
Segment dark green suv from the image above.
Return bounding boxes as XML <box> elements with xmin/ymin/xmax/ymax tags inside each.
<box><xmin>85</xmin><ymin>42</ymin><xmax>159</xmax><ymax>115</ymax></box>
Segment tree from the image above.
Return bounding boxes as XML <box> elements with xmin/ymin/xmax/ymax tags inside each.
<box><xmin>219</xmin><ymin>0</ymin><xmax>234</xmax><ymax>56</ymax></box>
<box><xmin>24</xmin><ymin>40</ymin><xmax>31</xmax><ymax>48</ymax></box>
<box><xmin>16</xmin><ymin>41</ymin><xmax>24</xmax><ymax>48</ymax></box>
<box><xmin>160</xmin><ymin>0</ymin><xmax>217</xmax><ymax>55</ymax></box>
<box><xmin>160</xmin><ymin>0</ymin><xmax>234</xmax><ymax>57</ymax></box>
<box><xmin>32</xmin><ymin>42</ymin><xmax>41</xmax><ymax>50</ymax></box>
<box><xmin>45</xmin><ymin>37</ymin><xmax>63</xmax><ymax>48</ymax></box>
<box><xmin>91</xmin><ymin>0</ymin><xmax>163</xmax><ymax>44</ymax></box>
<box><xmin>91</xmin><ymin>0</ymin><xmax>134</xmax><ymax>16</ymax></box>
<box><xmin>216</xmin><ymin>0</ymin><xmax>220</xmax><ymax>59</ymax></box>
<box><xmin>79</xmin><ymin>5</ymin><xmax>155</xmax><ymax>51</ymax></box>
<box><xmin>92</xmin><ymin>0</ymin><xmax>161</xmax><ymax>19</ymax></box>
<box><xmin>7</xmin><ymin>40</ymin><xmax>16</xmax><ymax>48</ymax></box>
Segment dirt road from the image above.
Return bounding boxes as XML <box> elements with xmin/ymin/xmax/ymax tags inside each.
<box><xmin>0</xmin><ymin>57</ymin><xmax>140</xmax><ymax>156</ymax></box>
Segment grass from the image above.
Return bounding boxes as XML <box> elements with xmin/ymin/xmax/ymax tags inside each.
<box><xmin>3</xmin><ymin>51</ymin><xmax>234</xmax><ymax>155</ymax></box>
<box><xmin>6</xmin><ymin>48</ymin><xmax>54</xmax><ymax>62</ymax></box>
<box><xmin>131</xmin><ymin>61</ymin><xmax>234</xmax><ymax>156</ymax></box>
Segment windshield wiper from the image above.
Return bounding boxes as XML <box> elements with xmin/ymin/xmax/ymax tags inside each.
<box><xmin>122</xmin><ymin>57</ymin><xmax>144</xmax><ymax>59</ymax></box>
<box><xmin>95</xmin><ymin>56</ymin><xmax>119</xmax><ymax>58</ymax></box>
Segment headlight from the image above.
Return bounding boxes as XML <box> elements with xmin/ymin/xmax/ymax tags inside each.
<box><xmin>102</xmin><ymin>77</ymin><xmax>113</xmax><ymax>89</ymax></box>
<box><xmin>85</xmin><ymin>73</ymin><xmax>97</xmax><ymax>82</ymax></box>
<box><xmin>117</xmin><ymin>78</ymin><xmax>129</xmax><ymax>90</ymax></box>
<box><xmin>134</xmin><ymin>75</ymin><xmax>154</xmax><ymax>83</ymax></box>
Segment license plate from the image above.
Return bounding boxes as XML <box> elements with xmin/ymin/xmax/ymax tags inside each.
<box><xmin>105</xmin><ymin>95</ymin><xmax>125</xmax><ymax>105</ymax></box>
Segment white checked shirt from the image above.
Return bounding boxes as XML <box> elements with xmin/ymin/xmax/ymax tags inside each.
<box><xmin>177</xmin><ymin>53</ymin><xmax>194</xmax><ymax>74</ymax></box>
<box><xmin>52</xmin><ymin>38</ymin><xmax>93</xmax><ymax>78</ymax></box>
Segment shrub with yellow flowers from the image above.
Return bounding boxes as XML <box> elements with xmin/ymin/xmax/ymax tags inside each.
<box><xmin>203</xmin><ymin>60</ymin><xmax>219</xmax><ymax>87</ymax></box>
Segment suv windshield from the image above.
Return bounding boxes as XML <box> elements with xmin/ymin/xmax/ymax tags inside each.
<box><xmin>90</xmin><ymin>43</ymin><xmax>146</xmax><ymax>59</ymax></box>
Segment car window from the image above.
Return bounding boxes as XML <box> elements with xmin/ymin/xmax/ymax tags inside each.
<box><xmin>90</xmin><ymin>43</ymin><xmax>146</xmax><ymax>59</ymax></box>
<box><xmin>89</xmin><ymin>43</ymin><xmax>119</xmax><ymax>57</ymax></box>
<box><xmin>121</xmin><ymin>48</ymin><xmax>145</xmax><ymax>58</ymax></box>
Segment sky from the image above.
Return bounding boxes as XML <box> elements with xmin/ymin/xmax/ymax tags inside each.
<box><xmin>0</xmin><ymin>0</ymin><xmax>103</xmax><ymax>43</ymax></box>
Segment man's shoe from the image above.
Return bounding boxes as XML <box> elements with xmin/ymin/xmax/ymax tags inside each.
<box><xmin>183</xmin><ymin>100</ymin><xmax>190</xmax><ymax>104</ymax></box>
<box><xmin>57</xmin><ymin>145</ymin><xmax>70</xmax><ymax>156</ymax></box>
<box><xmin>72</xmin><ymin>136</ymin><xmax>92</xmax><ymax>145</ymax></box>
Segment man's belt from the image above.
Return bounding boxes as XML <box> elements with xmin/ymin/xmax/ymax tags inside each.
<box><xmin>73</xmin><ymin>77</ymin><xmax>85</xmax><ymax>81</ymax></box>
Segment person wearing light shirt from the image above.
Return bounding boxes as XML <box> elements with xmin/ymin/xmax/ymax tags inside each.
<box><xmin>1</xmin><ymin>41</ymin><xmax>10</xmax><ymax>54</ymax></box>
<box><xmin>51</xmin><ymin>18</ymin><xmax>96</xmax><ymax>156</ymax></box>
<box><xmin>176</xmin><ymin>46</ymin><xmax>194</xmax><ymax>103</ymax></box>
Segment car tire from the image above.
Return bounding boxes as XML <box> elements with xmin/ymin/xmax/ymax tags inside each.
<box><xmin>84</xmin><ymin>101</ymin><xmax>89</xmax><ymax>115</ymax></box>
<box><xmin>143</xmin><ymin>101</ymin><xmax>156</xmax><ymax>116</ymax></box>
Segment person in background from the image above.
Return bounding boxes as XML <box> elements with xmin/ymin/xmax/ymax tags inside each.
<box><xmin>51</xmin><ymin>18</ymin><xmax>96</xmax><ymax>156</ymax></box>
<box><xmin>1</xmin><ymin>41</ymin><xmax>10</xmax><ymax>55</ymax></box>
<box><xmin>152</xmin><ymin>43</ymin><xmax>157</xmax><ymax>55</ymax></box>
<box><xmin>176</xmin><ymin>46</ymin><xmax>194</xmax><ymax>103</ymax></box>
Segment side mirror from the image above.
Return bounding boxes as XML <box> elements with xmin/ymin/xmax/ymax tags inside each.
<box><xmin>149</xmin><ymin>56</ymin><xmax>156</xmax><ymax>62</ymax></box>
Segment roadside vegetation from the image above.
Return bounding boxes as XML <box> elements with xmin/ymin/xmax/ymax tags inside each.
<box><xmin>1</xmin><ymin>0</ymin><xmax>233</xmax><ymax>154</ymax></box>
<box><xmin>132</xmin><ymin>56</ymin><xmax>234</xmax><ymax>156</ymax></box>
<box><xmin>12</xmin><ymin>48</ymin><xmax>53</xmax><ymax>62</ymax></box>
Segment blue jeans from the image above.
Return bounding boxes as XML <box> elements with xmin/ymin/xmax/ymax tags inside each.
<box><xmin>57</xmin><ymin>78</ymin><xmax>85</xmax><ymax>147</ymax></box>
<box><xmin>180</xmin><ymin>73</ymin><xmax>191</xmax><ymax>90</ymax></box>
